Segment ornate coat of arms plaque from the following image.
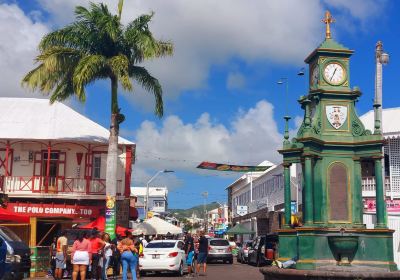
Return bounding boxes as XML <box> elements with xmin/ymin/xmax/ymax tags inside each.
<box><xmin>326</xmin><ymin>105</ymin><xmax>347</xmax><ymax>129</ymax></box>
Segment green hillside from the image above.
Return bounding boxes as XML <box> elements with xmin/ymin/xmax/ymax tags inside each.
<box><xmin>170</xmin><ymin>202</ymin><xmax>221</xmax><ymax>219</ymax></box>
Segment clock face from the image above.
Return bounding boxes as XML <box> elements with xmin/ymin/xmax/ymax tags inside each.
<box><xmin>323</xmin><ymin>62</ymin><xmax>346</xmax><ymax>85</ymax></box>
<box><xmin>311</xmin><ymin>65</ymin><xmax>319</xmax><ymax>86</ymax></box>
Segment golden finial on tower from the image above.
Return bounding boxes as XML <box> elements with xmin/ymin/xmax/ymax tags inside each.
<box><xmin>322</xmin><ymin>10</ymin><xmax>335</xmax><ymax>39</ymax></box>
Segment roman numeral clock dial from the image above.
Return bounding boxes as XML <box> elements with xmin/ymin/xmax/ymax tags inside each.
<box><xmin>323</xmin><ymin>62</ymin><xmax>346</xmax><ymax>85</ymax></box>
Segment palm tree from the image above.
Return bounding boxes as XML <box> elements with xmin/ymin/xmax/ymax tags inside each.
<box><xmin>21</xmin><ymin>1</ymin><xmax>173</xmax><ymax>235</ymax></box>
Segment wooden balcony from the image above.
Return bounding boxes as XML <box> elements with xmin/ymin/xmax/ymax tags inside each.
<box><xmin>362</xmin><ymin>176</ymin><xmax>392</xmax><ymax>197</ymax></box>
<box><xmin>0</xmin><ymin>175</ymin><xmax>123</xmax><ymax>199</ymax></box>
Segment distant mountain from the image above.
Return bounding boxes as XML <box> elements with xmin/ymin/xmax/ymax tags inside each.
<box><xmin>169</xmin><ymin>202</ymin><xmax>221</xmax><ymax>219</ymax></box>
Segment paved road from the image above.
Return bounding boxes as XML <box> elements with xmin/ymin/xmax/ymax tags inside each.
<box><xmin>26</xmin><ymin>261</ymin><xmax>263</xmax><ymax>280</ymax></box>
<box><xmin>139</xmin><ymin>260</ymin><xmax>263</xmax><ymax>280</ymax></box>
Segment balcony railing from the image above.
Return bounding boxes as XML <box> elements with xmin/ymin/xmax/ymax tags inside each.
<box><xmin>362</xmin><ymin>176</ymin><xmax>391</xmax><ymax>194</ymax></box>
<box><xmin>0</xmin><ymin>176</ymin><xmax>123</xmax><ymax>196</ymax></box>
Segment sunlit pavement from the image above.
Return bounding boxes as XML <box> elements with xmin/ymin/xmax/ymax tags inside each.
<box><xmin>25</xmin><ymin>260</ymin><xmax>264</xmax><ymax>280</ymax></box>
<box><xmin>139</xmin><ymin>259</ymin><xmax>263</xmax><ymax>280</ymax></box>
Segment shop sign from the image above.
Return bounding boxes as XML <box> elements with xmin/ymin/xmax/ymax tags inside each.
<box><xmin>105</xmin><ymin>195</ymin><xmax>116</xmax><ymax>240</ymax></box>
<box><xmin>7</xmin><ymin>202</ymin><xmax>101</xmax><ymax>218</ymax></box>
<box><xmin>364</xmin><ymin>199</ymin><xmax>400</xmax><ymax>213</ymax></box>
<box><xmin>237</xmin><ymin>205</ymin><xmax>248</xmax><ymax>216</ymax></box>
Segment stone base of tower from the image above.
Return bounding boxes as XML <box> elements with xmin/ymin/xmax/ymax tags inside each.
<box><xmin>277</xmin><ymin>228</ymin><xmax>397</xmax><ymax>272</ymax></box>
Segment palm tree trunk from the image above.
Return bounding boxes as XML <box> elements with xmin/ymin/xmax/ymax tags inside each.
<box><xmin>105</xmin><ymin>76</ymin><xmax>119</xmax><ymax>238</ymax></box>
<box><xmin>106</xmin><ymin>76</ymin><xmax>119</xmax><ymax>196</ymax></box>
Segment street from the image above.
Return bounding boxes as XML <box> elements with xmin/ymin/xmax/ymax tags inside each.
<box><xmin>140</xmin><ymin>260</ymin><xmax>263</xmax><ymax>280</ymax></box>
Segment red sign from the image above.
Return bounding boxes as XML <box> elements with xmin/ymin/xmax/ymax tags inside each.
<box><xmin>364</xmin><ymin>199</ymin><xmax>400</xmax><ymax>213</ymax></box>
<box><xmin>7</xmin><ymin>203</ymin><xmax>101</xmax><ymax>218</ymax></box>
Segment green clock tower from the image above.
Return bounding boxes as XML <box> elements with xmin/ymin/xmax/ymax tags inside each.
<box><xmin>278</xmin><ymin>11</ymin><xmax>396</xmax><ymax>271</ymax></box>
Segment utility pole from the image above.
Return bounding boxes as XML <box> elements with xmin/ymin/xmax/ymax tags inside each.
<box><xmin>374</xmin><ymin>41</ymin><xmax>389</xmax><ymax>198</ymax></box>
<box><xmin>202</xmin><ymin>191</ymin><xmax>208</xmax><ymax>232</ymax></box>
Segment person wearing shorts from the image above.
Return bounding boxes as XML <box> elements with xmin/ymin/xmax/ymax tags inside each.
<box><xmin>184</xmin><ymin>232</ymin><xmax>194</xmax><ymax>278</ymax></box>
<box><xmin>55</xmin><ymin>231</ymin><xmax>67</xmax><ymax>280</ymax></box>
<box><xmin>71</xmin><ymin>232</ymin><xmax>92</xmax><ymax>280</ymax></box>
<box><xmin>196</xmin><ymin>231</ymin><xmax>208</xmax><ymax>276</ymax></box>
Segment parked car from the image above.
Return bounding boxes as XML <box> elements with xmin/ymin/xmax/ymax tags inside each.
<box><xmin>139</xmin><ymin>240</ymin><xmax>190</xmax><ymax>277</ymax></box>
<box><xmin>0</xmin><ymin>226</ymin><xmax>31</xmax><ymax>280</ymax></box>
<box><xmin>237</xmin><ymin>240</ymin><xmax>253</xmax><ymax>263</ymax></box>
<box><xmin>207</xmin><ymin>238</ymin><xmax>233</xmax><ymax>264</ymax></box>
<box><xmin>247</xmin><ymin>234</ymin><xmax>278</xmax><ymax>267</ymax></box>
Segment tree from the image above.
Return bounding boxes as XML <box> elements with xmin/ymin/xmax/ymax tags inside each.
<box><xmin>21</xmin><ymin>1</ymin><xmax>173</xmax><ymax>237</ymax></box>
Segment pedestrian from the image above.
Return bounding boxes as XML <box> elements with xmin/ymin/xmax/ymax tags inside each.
<box><xmin>101</xmin><ymin>233</ymin><xmax>113</xmax><ymax>280</ymax></box>
<box><xmin>49</xmin><ymin>236</ymin><xmax>57</xmax><ymax>278</ymax></box>
<box><xmin>196</xmin><ymin>231</ymin><xmax>208</xmax><ymax>276</ymax></box>
<box><xmin>111</xmin><ymin>234</ymin><xmax>122</xmax><ymax>278</ymax></box>
<box><xmin>139</xmin><ymin>234</ymin><xmax>148</xmax><ymax>248</ymax></box>
<box><xmin>134</xmin><ymin>238</ymin><xmax>143</xmax><ymax>279</ymax></box>
<box><xmin>54</xmin><ymin>231</ymin><xmax>68</xmax><ymax>280</ymax></box>
<box><xmin>89</xmin><ymin>230</ymin><xmax>105</xmax><ymax>280</ymax></box>
<box><xmin>117</xmin><ymin>230</ymin><xmax>138</xmax><ymax>280</ymax></box>
<box><xmin>71</xmin><ymin>232</ymin><xmax>92</xmax><ymax>280</ymax></box>
<box><xmin>184</xmin><ymin>232</ymin><xmax>195</xmax><ymax>278</ymax></box>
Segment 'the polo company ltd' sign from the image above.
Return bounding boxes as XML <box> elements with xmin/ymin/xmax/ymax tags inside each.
<box><xmin>7</xmin><ymin>203</ymin><xmax>101</xmax><ymax>218</ymax></box>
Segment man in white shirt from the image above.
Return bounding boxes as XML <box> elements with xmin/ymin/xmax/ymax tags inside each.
<box><xmin>139</xmin><ymin>234</ymin><xmax>148</xmax><ymax>247</ymax></box>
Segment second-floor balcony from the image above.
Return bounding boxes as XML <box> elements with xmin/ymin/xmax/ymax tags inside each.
<box><xmin>362</xmin><ymin>176</ymin><xmax>393</xmax><ymax>197</ymax></box>
<box><xmin>0</xmin><ymin>175</ymin><xmax>123</xmax><ymax>199</ymax></box>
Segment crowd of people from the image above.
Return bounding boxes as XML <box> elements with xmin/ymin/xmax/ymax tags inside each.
<box><xmin>49</xmin><ymin>229</ymin><xmax>211</xmax><ymax>280</ymax></box>
<box><xmin>50</xmin><ymin>229</ymin><xmax>147</xmax><ymax>280</ymax></box>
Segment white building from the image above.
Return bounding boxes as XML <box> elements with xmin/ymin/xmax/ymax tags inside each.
<box><xmin>360</xmin><ymin>108</ymin><xmax>400</xmax><ymax>202</ymax></box>
<box><xmin>0</xmin><ymin>98</ymin><xmax>135</xmax><ymax>243</ymax></box>
<box><xmin>227</xmin><ymin>161</ymin><xmax>300</xmax><ymax>239</ymax></box>
<box><xmin>131</xmin><ymin>186</ymin><xmax>168</xmax><ymax>219</ymax></box>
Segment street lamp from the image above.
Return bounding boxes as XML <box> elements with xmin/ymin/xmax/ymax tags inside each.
<box><xmin>145</xmin><ymin>169</ymin><xmax>174</xmax><ymax>219</ymax></box>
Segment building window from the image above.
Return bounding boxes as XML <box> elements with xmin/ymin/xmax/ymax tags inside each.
<box><xmin>42</xmin><ymin>152</ymin><xmax>59</xmax><ymax>177</ymax></box>
<box><xmin>153</xmin><ymin>200</ymin><xmax>165</xmax><ymax>208</ymax></box>
<box><xmin>93</xmin><ymin>154</ymin><xmax>101</xmax><ymax>179</ymax></box>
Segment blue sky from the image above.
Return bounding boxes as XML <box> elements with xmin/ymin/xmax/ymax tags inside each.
<box><xmin>1</xmin><ymin>0</ymin><xmax>400</xmax><ymax>209</ymax></box>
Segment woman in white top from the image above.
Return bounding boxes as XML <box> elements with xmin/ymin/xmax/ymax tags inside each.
<box><xmin>101</xmin><ymin>233</ymin><xmax>113</xmax><ymax>280</ymax></box>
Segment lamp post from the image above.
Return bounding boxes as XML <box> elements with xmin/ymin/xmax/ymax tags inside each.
<box><xmin>144</xmin><ymin>170</ymin><xmax>174</xmax><ymax>219</ymax></box>
<box><xmin>374</xmin><ymin>41</ymin><xmax>390</xmax><ymax>202</ymax></box>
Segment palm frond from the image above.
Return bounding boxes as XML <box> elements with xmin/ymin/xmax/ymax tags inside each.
<box><xmin>73</xmin><ymin>55</ymin><xmax>108</xmax><ymax>100</ymax></box>
<box><xmin>125</xmin><ymin>13</ymin><xmax>173</xmax><ymax>62</ymax></box>
<box><xmin>129</xmin><ymin>65</ymin><xmax>163</xmax><ymax>117</ymax></box>
<box><xmin>109</xmin><ymin>54</ymin><xmax>132</xmax><ymax>91</ymax></box>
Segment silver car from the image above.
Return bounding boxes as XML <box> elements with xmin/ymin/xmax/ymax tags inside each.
<box><xmin>237</xmin><ymin>240</ymin><xmax>253</xmax><ymax>263</ymax></box>
<box><xmin>207</xmin><ymin>238</ymin><xmax>233</xmax><ymax>264</ymax></box>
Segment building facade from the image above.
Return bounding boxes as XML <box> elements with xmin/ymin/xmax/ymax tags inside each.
<box><xmin>131</xmin><ymin>186</ymin><xmax>168</xmax><ymax>219</ymax></box>
<box><xmin>0</xmin><ymin>98</ymin><xmax>135</xmax><ymax>245</ymax></box>
<box><xmin>227</xmin><ymin>162</ymin><xmax>300</xmax><ymax>240</ymax></box>
<box><xmin>207</xmin><ymin>204</ymin><xmax>228</xmax><ymax>235</ymax></box>
<box><xmin>360</xmin><ymin>108</ymin><xmax>400</xmax><ymax>210</ymax></box>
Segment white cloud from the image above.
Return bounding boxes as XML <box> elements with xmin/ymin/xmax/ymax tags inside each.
<box><xmin>227</xmin><ymin>72</ymin><xmax>246</xmax><ymax>90</ymax></box>
<box><xmin>37</xmin><ymin>0</ymin><xmax>326</xmax><ymax>110</ymax></box>
<box><xmin>3</xmin><ymin>0</ymin><xmax>388</xmax><ymax>108</ymax></box>
<box><xmin>0</xmin><ymin>4</ymin><xmax>49</xmax><ymax>98</ymax></box>
<box><xmin>134</xmin><ymin>100</ymin><xmax>283</xmax><ymax>174</ymax></box>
